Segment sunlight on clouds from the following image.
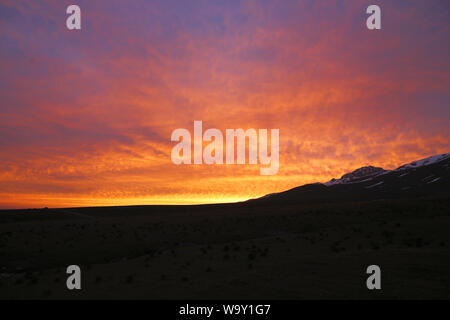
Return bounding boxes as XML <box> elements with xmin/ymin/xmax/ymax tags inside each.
<box><xmin>0</xmin><ymin>0</ymin><xmax>449</xmax><ymax>208</ymax></box>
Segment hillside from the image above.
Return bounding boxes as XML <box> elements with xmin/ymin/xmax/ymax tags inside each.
<box><xmin>252</xmin><ymin>154</ymin><xmax>450</xmax><ymax>204</ymax></box>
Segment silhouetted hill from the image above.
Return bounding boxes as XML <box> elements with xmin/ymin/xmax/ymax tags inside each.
<box><xmin>252</xmin><ymin>154</ymin><xmax>450</xmax><ymax>204</ymax></box>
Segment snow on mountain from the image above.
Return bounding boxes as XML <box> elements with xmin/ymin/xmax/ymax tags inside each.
<box><xmin>253</xmin><ymin>152</ymin><xmax>450</xmax><ymax>203</ymax></box>
<box><xmin>323</xmin><ymin>153</ymin><xmax>450</xmax><ymax>187</ymax></box>
<box><xmin>427</xmin><ymin>177</ymin><xmax>441</xmax><ymax>184</ymax></box>
<box><xmin>365</xmin><ymin>181</ymin><xmax>384</xmax><ymax>189</ymax></box>
<box><xmin>394</xmin><ymin>153</ymin><xmax>450</xmax><ymax>171</ymax></box>
<box><xmin>324</xmin><ymin>166</ymin><xmax>387</xmax><ymax>186</ymax></box>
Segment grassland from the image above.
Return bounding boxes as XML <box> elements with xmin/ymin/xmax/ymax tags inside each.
<box><xmin>0</xmin><ymin>196</ymin><xmax>449</xmax><ymax>299</ymax></box>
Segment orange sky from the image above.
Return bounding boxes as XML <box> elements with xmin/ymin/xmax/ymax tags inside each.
<box><xmin>0</xmin><ymin>0</ymin><xmax>449</xmax><ymax>208</ymax></box>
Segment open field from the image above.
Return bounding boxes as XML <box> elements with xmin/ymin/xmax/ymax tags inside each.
<box><xmin>1</xmin><ymin>196</ymin><xmax>449</xmax><ymax>299</ymax></box>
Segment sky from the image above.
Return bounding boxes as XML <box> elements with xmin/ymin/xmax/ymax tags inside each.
<box><xmin>0</xmin><ymin>0</ymin><xmax>449</xmax><ymax>209</ymax></box>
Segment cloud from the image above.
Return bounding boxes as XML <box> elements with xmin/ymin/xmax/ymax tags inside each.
<box><xmin>0</xmin><ymin>0</ymin><xmax>449</xmax><ymax>208</ymax></box>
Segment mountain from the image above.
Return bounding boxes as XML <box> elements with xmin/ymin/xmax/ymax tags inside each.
<box><xmin>324</xmin><ymin>166</ymin><xmax>387</xmax><ymax>186</ymax></box>
<box><xmin>251</xmin><ymin>153</ymin><xmax>450</xmax><ymax>204</ymax></box>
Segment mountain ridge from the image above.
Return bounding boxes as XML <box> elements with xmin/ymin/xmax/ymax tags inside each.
<box><xmin>252</xmin><ymin>153</ymin><xmax>450</xmax><ymax>204</ymax></box>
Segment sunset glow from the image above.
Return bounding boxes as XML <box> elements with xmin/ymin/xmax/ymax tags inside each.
<box><xmin>1</xmin><ymin>0</ymin><xmax>449</xmax><ymax>208</ymax></box>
